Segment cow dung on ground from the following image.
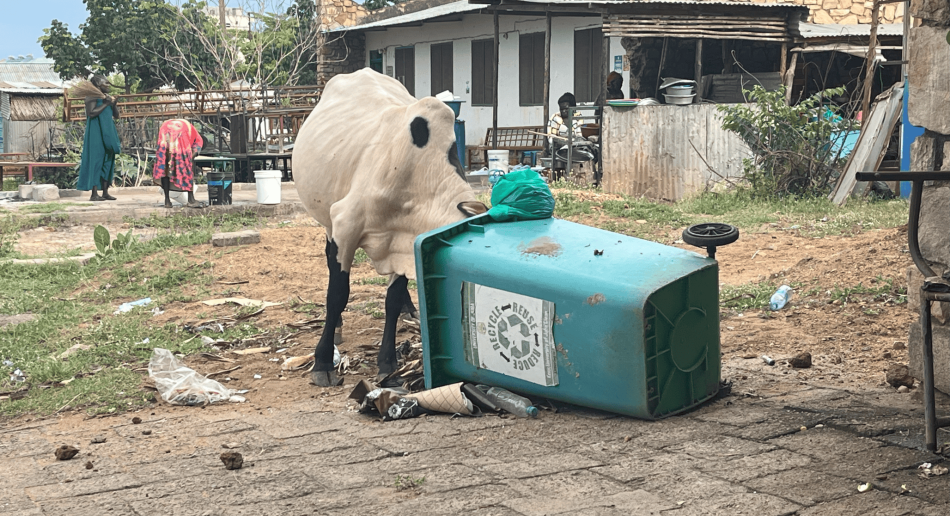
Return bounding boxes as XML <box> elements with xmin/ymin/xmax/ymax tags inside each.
<box><xmin>220</xmin><ymin>451</ymin><xmax>243</xmax><ymax>470</ymax></box>
<box><xmin>55</xmin><ymin>445</ymin><xmax>79</xmax><ymax>461</ymax></box>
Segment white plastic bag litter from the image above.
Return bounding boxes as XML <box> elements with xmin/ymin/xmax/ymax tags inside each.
<box><xmin>148</xmin><ymin>348</ymin><xmax>231</xmax><ymax>406</ymax></box>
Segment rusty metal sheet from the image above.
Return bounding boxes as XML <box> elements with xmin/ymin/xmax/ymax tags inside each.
<box><xmin>601</xmin><ymin>104</ymin><xmax>750</xmax><ymax>201</ymax></box>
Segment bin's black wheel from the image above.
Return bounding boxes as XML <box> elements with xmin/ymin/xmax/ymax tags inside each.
<box><xmin>683</xmin><ymin>223</ymin><xmax>739</xmax><ymax>248</ymax></box>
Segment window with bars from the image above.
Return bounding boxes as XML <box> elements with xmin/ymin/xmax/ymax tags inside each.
<box><xmin>574</xmin><ymin>28</ymin><xmax>603</xmax><ymax>103</ymax></box>
<box><xmin>471</xmin><ymin>39</ymin><xmax>494</xmax><ymax>106</ymax></box>
<box><xmin>430</xmin><ymin>42</ymin><xmax>454</xmax><ymax>96</ymax></box>
<box><xmin>519</xmin><ymin>32</ymin><xmax>545</xmax><ymax>106</ymax></box>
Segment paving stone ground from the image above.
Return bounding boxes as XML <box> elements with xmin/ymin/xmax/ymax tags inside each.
<box><xmin>2</xmin><ymin>361</ymin><xmax>949</xmax><ymax>516</ymax></box>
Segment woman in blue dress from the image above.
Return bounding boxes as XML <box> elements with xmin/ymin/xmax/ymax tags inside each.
<box><xmin>76</xmin><ymin>75</ymin><xmax>121</xmax><ymax>201</ymax></box>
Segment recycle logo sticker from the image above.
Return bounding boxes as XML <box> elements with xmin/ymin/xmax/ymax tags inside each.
<box><xmin>462</xmin><ymin>282</ymin><xmax>558</xmax><ymax>386</ymax></box>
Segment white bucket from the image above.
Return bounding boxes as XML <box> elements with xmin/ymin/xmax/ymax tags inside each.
<box><xmin>255</xmin><ymin>170</ymin><xmax>282</xmax><ymax>204</ymax></box>
<box><xmin>487</xmin><ymin>150</ymin><xmax>510</xmax><ymax>174</ymax></box>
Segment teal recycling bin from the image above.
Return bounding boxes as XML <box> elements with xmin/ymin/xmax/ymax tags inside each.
<box><xmin>414</xmin><ymin>214</ymin><xmax>721</xmax><ymax>419</ymax></box>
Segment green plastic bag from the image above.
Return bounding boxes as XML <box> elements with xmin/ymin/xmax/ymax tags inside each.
<box><xmin>487</xmin><ymin>169</ymin><xmax>555</xmax><ymax>222</ymax></box>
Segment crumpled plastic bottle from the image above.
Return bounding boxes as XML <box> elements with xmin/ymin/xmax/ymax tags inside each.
<box><xmin>769</xmin><ymin>285</ymin><xmax>793</xmax><ymax>311</ymax></box>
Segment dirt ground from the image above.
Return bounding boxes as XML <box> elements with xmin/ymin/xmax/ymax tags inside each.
<box><xmin>13</xmin><ymin>215</ymin><xmax>916</xmax><ymax>421</ymax></box>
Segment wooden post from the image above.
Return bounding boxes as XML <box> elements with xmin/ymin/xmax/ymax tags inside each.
<box><xmin>601</xmin><ymin>34</ymin><xmax>609</xmax><ymax>106</ymax></box>
<box><xmin>492</xmin><ymin>6</ymin><xmax>499</xmax><ymax>149</ymax></box>
<box><xmin>780</xmin><ymin>42</ymin><xmax>787</xmax><ymax>79</ymax></box>
<box><xmin>784</xmin><ymin>51</ymin><xmax>799</xmax><ymax>105</ymax></box>
<box><xmin>861</xmin><ymin>0</ymin><xmax>881</xmax><ymax>128</ymax></box>
<box><xmin>694</xmin><ymin>38</ymin><xmax>703</xmax><ymax>102</ymax></box>
<box><xmin>722</xmin><ymin>40</ymin><xmax>734</xmax><ymax>74</ymax></box>
<box><xmin>654</xmin><ymin>37</ymin><xmax>669</xmax><ymax>98</ymax></box>
<box><xmin>543</xmin><ymin>11</ymin><xmax>552</xmax><ymax>127</ymax></box>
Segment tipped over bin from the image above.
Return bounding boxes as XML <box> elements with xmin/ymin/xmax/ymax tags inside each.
<box><xmin>414</xmin><ymin>215</ymin><xmax>726</xmax><ymax>419</ymax></box>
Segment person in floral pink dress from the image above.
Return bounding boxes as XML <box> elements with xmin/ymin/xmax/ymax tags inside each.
<box><xmin>153</xmin><ymin>119</ymin><xmax>204</xmax><ymax>208</ymax></box>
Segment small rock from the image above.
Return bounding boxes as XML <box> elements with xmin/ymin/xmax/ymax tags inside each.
<box><xmin>886</xmin><ymin>363</ymin><xmax>916</xmax><ymax>389</ymax></box>
<box><xmin>90</xmin><ymin>435</ymin><xmax>106</xmax><ymax>444</ymax></box>
<box><xmin>861</xmin><ymin>346</ymin><xmax>871</xmax><ymax>352</ymax></box>
<box><xmin>55</xmin><ymin>445</ymin><xmax>79</xmax><ymax>461</ymax></box>
<box><xmin>132</xmin><ymin>417</ymin><xmax>142</xmax><ymax>424</ymax></box>
<box><xmin>142</xmin><ymin>430</ymin><xmax>152</xmax><ymax>436</ymax></box>
<box><xmin>789</xmin><ymin>352</ymin><xmax>812</xmax><ymax>369</ymax></box>
<box><xmin>31</xmin><ymin>184</ymin><xmax>60</xmax><ymax>202</ymax></box>
<box><xmin>876</xmin><ymin>474</ymin><xmax>888</xmax><ymax>481</ymax></box>
<box><xmin>85</xmin><ymin>461</ymin><xmax>93</xmax><ymax>470</ymax></box>
<box><xmin>882</xmin><ymin>352</ymin><xmax>892</xmax><ymax>359</ymax></box>
<box><xmin>221</xmin><ymin>442</ymin><xmax>241</xmax><ymax>449</ymax></box>
<box><xmin>220</xmin><ymin>451</ymin><xmax>244</xmax><ymax>470</ymax></box>
<box><xmin>898</xmin><ymin>386</ymin><xmax>910</xmax><ymax>393</ymax></box>
<box><xmin>893</xmin><ymin>341</ymin><xmax>907</xmax><ymax>350</ymax></box>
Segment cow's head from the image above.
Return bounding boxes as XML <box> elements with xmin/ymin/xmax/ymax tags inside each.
<box><xmin>405</xmin><ymin>98</ymin><xmax>487</xmax><ymax>219</ymax></box>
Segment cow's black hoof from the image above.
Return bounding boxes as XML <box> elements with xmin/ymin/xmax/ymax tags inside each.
<box><xmin>311</xmin><ymin>370</ymin><xmax>343</xmax><ymax>387</ymax></box>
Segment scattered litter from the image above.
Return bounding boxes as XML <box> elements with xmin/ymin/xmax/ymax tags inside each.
<box><xmin>220</xmin><ymin>451</ymin><xmax>243</xmax><ymax>470</ymax></box>
<box><xmin>479</xmin><ymin>385</ymin><xmax>538</xmax><ymax>418</ymax></box>
<box><xmin>761</xmin><ymin>355</ymin><xmax>775</xmax><ymax>366</ymax></box>
<box><xmin>232</xmin><ymin>347</ymin><xmax>271</xmax><ymax>355</ymax></box>
<box><xmin>54</xmin><ymin>445</ymin><xmax>79</xmax><ymax>461</ymax></box>
<box><xmin>202</xmin><ymin>297</ymin><xmax>281</xmax><ymax>308</ymax></box>
<box><xmin>2</xmin><ymin>360</ymin><xmax>13</xmax><ymax>367</ymax></box>
<box><xmin>282</xmin><ymin>354</ymin><xmax>314</xmax><ymax>371</ymax></box>
<box><xmin>350</xmin><ymin>380</ymin><xmax>483</xmax><ymax>421</ymax></box>
<box><xmin>114</xmin><ymin>298</ymin><xmax>152</xmax><ymax>314</ymax></box>
<box><xmin>800</xmin><ymin>426</ymin><xmax>807</xmax><ymax>432</ymax></box>
<box><xmin>151</xmin><ymin>307</ymin><xmax>164</xmax><ymax>316</ymax></box>
<box><xmin>228</xmin><ymin>395</ymin><xmax>246</xmax><ymax>403</ymax></box>
<box><xmin>276</xmin><ymin>348</ymin><xmax>287</xmax><ymax>353</ymax></box>
<box><xmin>10</xmin><ymin>369</ymin><xmax>25</xmax><ymax>382</ymax></box>
<box><xmin>253</xmin><ymin>374</ymin><xmax>262</xmax><ymax>379</ymax></box>
<box><xmin>148</xmin><ymin>348</ymin><xmax>231</xmax><ymax>406</ymax></box>
<box><xmin>90</xmin><ymin>436</ymin><xmax>106</xmax><ymax>444</ymax></box>
<box><xmin>268</xmin><ymin>358</ymin><xmax>279</xmax><ymax>362</ymax></box>
<box><xmin>857</xmin><ymin>483</ymin><xmax>872</xmax><ymax>492</ymax></box>
<box><xmin>138</xmin><ymin>338</ymin><xmax>150</xmax><ymax>345</ymax></box>
<box><xmin>918</xmin><ymin>463</ymin><xmax>949</xmax><ymax>478</ymax></box>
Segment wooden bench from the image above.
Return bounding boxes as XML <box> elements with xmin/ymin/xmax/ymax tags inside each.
<box><xmin>467</xmin><ymin>126</ymin><xmax>545</xmax><ymax>169</ymax></box>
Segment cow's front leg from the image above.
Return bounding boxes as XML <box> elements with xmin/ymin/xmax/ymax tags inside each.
<box><xmin>377</xmin><ymin>275</ymin><xmax>409</xmax><ymax>386</ymax></box>
<box><xmin>311</xmin><ymin>238</ymin><xmax>349</xmax><ymax>387</ymax></box>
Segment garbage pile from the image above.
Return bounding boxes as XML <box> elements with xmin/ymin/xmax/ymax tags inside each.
<box><xmin>350</xmin><ymin>379</ymin><xmax>539</xmax><ymax>421</ymax></box>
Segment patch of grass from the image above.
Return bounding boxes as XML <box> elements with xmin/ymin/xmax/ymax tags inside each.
<box><xmin>394</xmin><ymin>474</ymin><xmax>426</xmax><ymax>491</ymax></box>
<box><xmin>719</xmin><ymin>281</ymin><xmax>784</xmax><ymax>311</ymax></box>
<box><xmin>359</xmin><ymin>276</ymin><xmax>388</xmax><ymax>286</ymax></box>
<box><xmin>2</xmin><ymin>178</ymin><xmax>18</xmax><ymax>191</ymax></box>
<box><xmin>0</xmin><ymin>221</ymin><xmax>243</xmax><ymax>418</ymax></box>
<box><xmin>125</xmin><ymin>210</ymin><xmax>262</xmax><ymax>233</ymax></box>
<box><xmin>351</xmin><ymin>300</ymin><xmax>385</xmax><ymax>319</ymax></box>
<box><xmin>15</xmin><ymin>202</ymin><xmax>84</xmax><ymax>214</ymax></box>
<box><xmin>829</xmin><ymin>277</ymin><xmax>907</xmax><ymax>305</ymax></box>
<box><xmin>353</xmin><ymin>248</ymin><xmax>370</xmax><ymax>265</ymax></box>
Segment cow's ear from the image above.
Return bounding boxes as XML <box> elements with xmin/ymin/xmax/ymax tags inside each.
<box><xmin>458</xmin><ymin>201</ymin><xmax>488</xmax><ymax>217</ymax></box>
<box><xmin>410</xmin><ymin>117</ymin><xmax>429</xmax><ymax>148</ymax></box>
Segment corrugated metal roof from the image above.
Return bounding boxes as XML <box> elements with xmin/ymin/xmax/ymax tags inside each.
<box><xmin>0</xmin><ymin>60</ymin><xmax>65</xmax><ymax>89</ymax></box>
<box><xmin>336</xmin><ymin>0</ymin><xmax>806</xmax><ymax>32</ymax></box>
<box><xmin>800</xmin><ymin>23</ymin><xmax>903</xmax><ymax>39</ymax></box>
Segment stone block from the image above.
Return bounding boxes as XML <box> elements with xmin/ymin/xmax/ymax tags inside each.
<box><xmin>908</xmin><ymin>26</ymin><xmax>950</xmax><ymax>134</ymax></box>
<box><xmin>813</xmin><ymin>9</ymin><xmax>836</xmax><ymax>23</ymax></box>
<box><xmin>17</xmin><ymin>184</ymin><xmax>33</xmax><ymax>200</ymax></box>
<box><xmin>919</xmin><ymin>184</ymin><xmax>950</xmax><ymax>267</ymax></box>
<box><xmin>839</xmin><ymin>0</ymin><xmax>852</xmax><ymax>8</ymax></box>
<box><xmin>909</xmin><ymin>320</ymin><xmax>950</xmax><ymax>394</ymax></box>
<box><xmin>910</xmin><ymin>0</ymin><xmax>950</xmax><ymax>24</ymax></box>
<box><xmin>831</xmin><ymin>8</ymin><xmax>852</xmax><ymax>16</ymax></box>
<box><xmin>907</xmin><ymin>267</ymin><xmax>950</xmax><ymax>324</ymax></box>
<box><xmin>884</xmin><ymin>4</ymin><xmax>897</xmax><ymax>20</ymax></box>
<box><xmin>211</xmin><ymin>229</ymin><xmax>261</xmax><ymax>247</ymax></box>
<box><xmin>851</xmin><ymin>3</ymin><xmax>865</xmax><ymax>14</ymax></box>
<box><xmin>31</xmin><ymin>184</ymin><xmax>59</xmax><ymax>202</ymax></box>
<box><xmin>911</xmin><ymin>133</ymin><xmax>936</xmax><ymax>172</ymax></box>
<box><xmin>840</xmin><ymin>13</ymin><xmax>859</xmax><ymax>24</ymax></box>
<box><xmin>822</xmin><ymin>0</ymin><xmax>838</xmax><ymax>8</ymax></box>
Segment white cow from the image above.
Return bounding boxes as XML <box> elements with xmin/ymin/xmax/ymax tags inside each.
<box><xmin>294</xmin><ymin>69</ymin><xmax>487</xmax><ymax>387</ymax></box>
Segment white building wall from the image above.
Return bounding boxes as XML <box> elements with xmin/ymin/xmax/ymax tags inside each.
<box><xmin>363</xmin><ymin>14</ymin><xmax>627</xmax><ymax>149</ymax></box>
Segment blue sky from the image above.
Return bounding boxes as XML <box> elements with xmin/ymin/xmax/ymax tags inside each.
<box><xmin>0</xmin><ymin>1</ymin><xmax>363</xmax><ymax>60</ymax></box>
<box><xmin>0</xmin><ymin>1</ymin><xmax>90</xmax><ymax>59</ymax></box>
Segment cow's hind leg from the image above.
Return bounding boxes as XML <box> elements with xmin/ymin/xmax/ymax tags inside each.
<box><xmin>311</xmin><ymin>238</ymin><xmax>349</xmax><ymax>387</ymax></box>
<box><xmin>377</xmin><ymin>275</ymin><xmax>409</xmax><ymax>386</ymax></box>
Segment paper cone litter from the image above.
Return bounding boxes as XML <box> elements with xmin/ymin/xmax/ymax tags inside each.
<box><xmin>406</xmin><ymin>382</ymin><xmax>473</xmax><ymax>415</ymax></box>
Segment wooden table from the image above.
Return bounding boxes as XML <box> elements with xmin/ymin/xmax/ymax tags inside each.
<box><xmin>0</xmin><ymin>153</ymin><xmax>29</xmax><ymax>161</ymax></box>
<box><xmin>0</xmin><ymin>162</ymin><xmax>77</xmax><ymax>184</ymax></box>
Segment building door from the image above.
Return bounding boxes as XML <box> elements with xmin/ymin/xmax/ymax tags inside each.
<box><xmin>574</xmin><ymin>28</ymin><xmax>604</xmax><ymax>103</ymax></box>
<box><xmin>369</xmin><ymin>50</ymin><xmax>383</xmax><ymax>74</ymax></box>
<box><xmin>395</xmin><ymin>46</ymin><xmax>416</xmax><ymax>96</ymax></box>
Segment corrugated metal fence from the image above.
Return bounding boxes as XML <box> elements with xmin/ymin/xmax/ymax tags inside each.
<box><xmin>602</xmin><ymin>104</ymin><xmax>752</xmax><ymax>201</ymax></box>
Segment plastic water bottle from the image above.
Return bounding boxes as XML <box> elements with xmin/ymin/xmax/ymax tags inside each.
<box><xmin>769</xmin><ymin>285</ymin><xmax>792</xmax><ymax>311</ymax></box>
<box><xmin>481</xmin><ymin>386</ymin><xmax>539</xmax><ymax>418</ymax></box>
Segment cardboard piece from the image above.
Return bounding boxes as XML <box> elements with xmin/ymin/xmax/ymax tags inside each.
<box><xmin>406</xmin><ymin>382</ymin><xmax>473</xmax><ymax>415</ymax></box>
